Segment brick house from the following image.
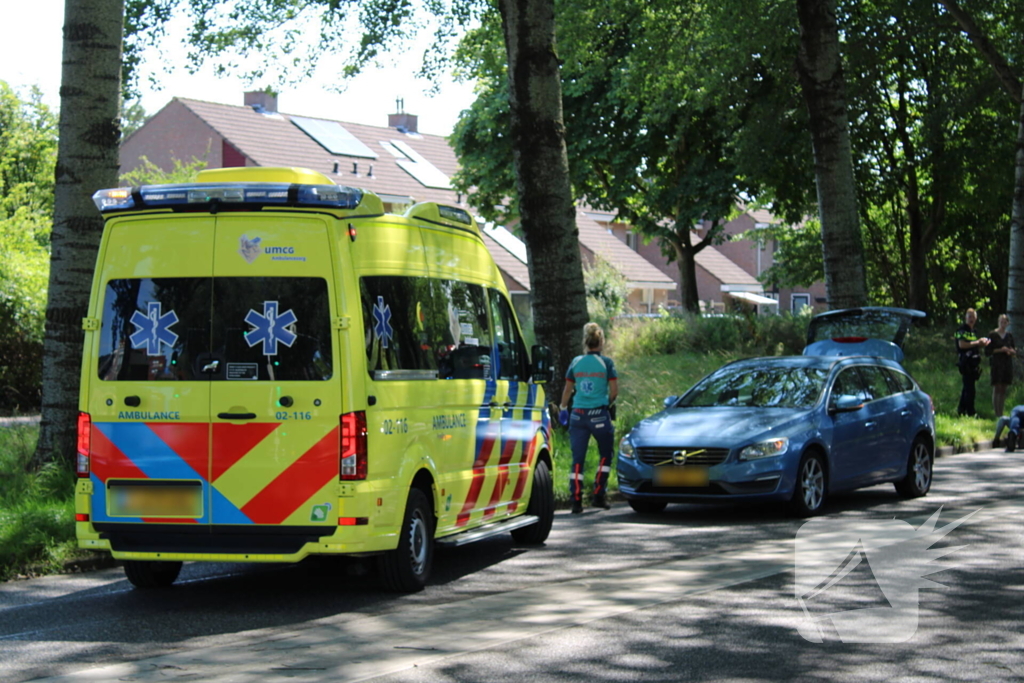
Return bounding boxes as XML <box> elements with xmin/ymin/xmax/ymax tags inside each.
<box><xmin>121</xmin><ymin>91</ymin><xmax>816</xmax><ymax>316</ymax></box>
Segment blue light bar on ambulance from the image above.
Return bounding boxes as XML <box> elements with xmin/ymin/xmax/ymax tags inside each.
<box><xmin>92</xmin><ymin>182</ymin><xmax>364</xmax><ymax>213</ymax></box>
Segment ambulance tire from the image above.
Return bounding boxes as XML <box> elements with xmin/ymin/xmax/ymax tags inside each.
<box><xmin>379</xmin><ymin>487</ymin><xmax>434</xmax><ymax>593</ymax></box>
<box><xmin>123</xmin><ymin>560</ymin><xmax>182</xmax><ymax>589</ymax></box>
<box><xmin>511</xmin><ymin>459</ymin><xmax>554</xmax><ymax>545</ymax></box>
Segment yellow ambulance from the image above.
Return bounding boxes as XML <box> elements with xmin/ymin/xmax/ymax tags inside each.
<box><xmin>75</xmin><ymin>167</ymin><xmax>555</xmax><ymax>592</ymax></box>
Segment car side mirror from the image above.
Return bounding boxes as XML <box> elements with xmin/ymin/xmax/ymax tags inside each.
<box><xmin>830</xmin><ymin>395</ymin><xmax>864</xmax><ymax>413</ymax></box>
<box><xmin>530</xmin><ymin>345</ymin><xmax>553</xmax><ymax>384</ymax></box>
<box><xmin>663</xmin><ymin>395</ymin><xmax>678</xmax><ymax>408</ymax></box>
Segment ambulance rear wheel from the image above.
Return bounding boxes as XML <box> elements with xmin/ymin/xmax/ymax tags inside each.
<box><xmin>511</xmin><ymin>459</ymin><xmax>554</xmax><ymax>544</ymax></box>
<box><xmin>123</xmin><ymin>560</ymin><xmax>182</xmax><ymax>589</ymax></box>
<box><xmin>379</xmin><ymin>488</ymin><xmax>434</xmax><ymax>592</ymax></box>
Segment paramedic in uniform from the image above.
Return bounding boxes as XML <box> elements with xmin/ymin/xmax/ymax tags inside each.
<box><xmin>558</xmin><ymin>322</ymin><xmax>618</xmax><ymax>514</ymax></box>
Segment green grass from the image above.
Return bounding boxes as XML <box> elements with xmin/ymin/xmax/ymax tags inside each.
<box><xmin>0</xmin><ymin>426</ymin><xmax>83</xmax><ymax>581</ymax></box>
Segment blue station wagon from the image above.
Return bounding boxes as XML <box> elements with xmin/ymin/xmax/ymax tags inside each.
<box><xmin>617</xmin><ymin>353</ymin><xmax>935</xmax><ymax>517</ymax></box>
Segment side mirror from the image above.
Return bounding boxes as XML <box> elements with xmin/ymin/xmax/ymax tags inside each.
<box><xmin>830</xmin><ymin>395</ymin><xmax>864</xmax><ymax>413</ymax></box>
<box><xmin>530</xmin><ymin>345</ymin><xmax>554</xmax><ymax>384</ymax></box>
<box><xmin>663</xmin><ymin>395</ymin><xmax>679</xmax><ymax>408</ymax></box>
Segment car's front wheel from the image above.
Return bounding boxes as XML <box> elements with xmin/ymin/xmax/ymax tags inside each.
<box><xmin>895</xmin><ymin>437</ymin><xmax>933</xmax><ymax>498</ymax></box>
<box><xmin>791</xmin><ymin>452</ymin><xmax>827</xmax><ymax>517</ymax></box>
<box><xmin>627</xmin><ymin>499</ymin><xmax>667</xmax><ymax>514</ymax></box>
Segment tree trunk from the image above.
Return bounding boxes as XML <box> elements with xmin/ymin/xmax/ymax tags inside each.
<box><xmin>666</xmin><ymin>232</ymin><xmax>702</xmax><ymax>314</ymax></box>
<box><xmin>795</xmin><ymin>0</ymin><xmax>867</xmax><ymax>310</ymax></box>
<box><xmin>1009</xmin><ymin>86</ymin><xmax>1024</xmax><ymax>338</ymax></box>
<box><xmin>498</xmin><ymin>0</ymin><xmax>588</xmax><ymax>406</ymax></box>
<box><xmin>32</xmin><ymin>0</ymin><xmax>124</xmax><ymax>469</ymax></box>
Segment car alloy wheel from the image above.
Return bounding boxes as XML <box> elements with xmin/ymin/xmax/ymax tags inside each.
<box><xmin>896</xmin><ymin>437</ymin><xmax>933</xmax><ymax>499</ymax></box>
<box><xmin>792</xmin><ymin>453</ymin><xmax>826</xmax><ymax>517</ymax></box>
<box><xmin>911</xmin><ymin>442</ymin><xmax>932</xmax><ymax>492</ymax></box>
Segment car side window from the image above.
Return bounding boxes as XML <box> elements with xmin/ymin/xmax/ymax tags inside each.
<box><xmin>856</xmin><ymin>365</ymin><xmax>894</xmax><ymax>402</ymax></box>
<box><xmin>831</xmin><ymin>367</ymin><xmax>871</xmax><ymax>406</ymax></box>
<box><xmin>884</xmin><ymin>368</ymin><xmax>915</xmax><ymax>393</ymax></box>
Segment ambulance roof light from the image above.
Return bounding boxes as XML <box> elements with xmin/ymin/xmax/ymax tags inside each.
<box><xmin>92</xmin><ymin>182</ymin><xmax>365</xmax><ymax>213</ymax></box>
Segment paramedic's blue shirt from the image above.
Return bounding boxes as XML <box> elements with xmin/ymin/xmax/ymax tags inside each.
<box><xmin>565</xmin><ymin>352</ymin><xmax>617</xmax><ymax>409</ymax></box>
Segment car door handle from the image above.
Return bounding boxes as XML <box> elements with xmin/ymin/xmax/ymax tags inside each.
<box><xmin>202</xmin><ymin>360</ymin><xmax>220</xmax><ymax>373</ymax></box>
<box><xmin>488</xmin><ymin>401</ymin><xmax>499</xmax><ymax>407</ymax></box>
<box><xmin>503</xmin><ymin>402</ymin><xmax>513</xmax><ymax>408</ymax></box>
<box><xmin>864</xmin><ymin>421</ymin><xmax>876</xmax><ymax>428</ymax></box>
<box><xmin>218</xmin><ymin>412</ymin><xmax>256</xmax><ymax>420</ymax></box>
<box><xmin>900</xmin><ymin>409</ymin><xmax>911</xmax><ymax>416</ymax></box>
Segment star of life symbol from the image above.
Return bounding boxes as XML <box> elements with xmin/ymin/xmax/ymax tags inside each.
<box><xmin>794</xmin><ymin>506</ymin><xmax>978</xmax><ymax>643</ymax></box>
<box><xmin>580</xmin><ymin>379</ymin><xmax>595</xmax><ymax>394</ymax></box>
<box><xmin>373</xmin><ymin>296</ymin><xmax>393</xmax><ymax>348</ymax></box>
<box><xmin>129</xmin><ymin>302</ymin><xmax>179</xmax><ymax>356</ymax></box>
<box><xmin>244</xmin><ymin>301</ymin><xmax>298</xmax><ymax>356</ymax></box>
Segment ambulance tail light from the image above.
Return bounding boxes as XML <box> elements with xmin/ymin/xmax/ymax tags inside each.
<box><xmin>340</xmin><ymin>411</ymin><xmax>367</xmax><ymax>480</ymax></box>
<box><xmin>77</xmin><ymin>412</ymin><xmax>91</xmax><ymax>478</ymax></box>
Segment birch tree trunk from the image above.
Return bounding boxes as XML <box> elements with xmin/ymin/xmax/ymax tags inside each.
<box><xmin>795</xmin><ymin>0</ymin><xmax>867</xmax><ymax>310</ymax></box>
<box><xmin>1009</xmin><ymin>88</ymin><xmax>1024</xmax><ymax>338</ymax></box>
<box><xmin>32</xmin><ymin>0</ymin><xmax>124</xmax><ymax>468</ymax></box>
<box><xmin>498</xmin><ymin>0</ymin><xmax>588</xmax><ymax>405</ymax></box>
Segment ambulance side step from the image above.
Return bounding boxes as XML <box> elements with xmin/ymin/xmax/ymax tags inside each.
<box><xmin>436</xmin><ymin>515</ymin><xmax>539</xmax><ymax>547</ymax></box>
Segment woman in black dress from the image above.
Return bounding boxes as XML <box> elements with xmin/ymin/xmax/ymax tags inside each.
<box><xmin>987</xmin><ymin>313</ymin><xmax>1016</xmax><ymax>418</ymax></box>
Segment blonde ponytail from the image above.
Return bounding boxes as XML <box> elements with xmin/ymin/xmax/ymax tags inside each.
<box><xmin>583</xmin><ymin>322</ymin><xmax>604</xmax><ymax>351</ymax></box>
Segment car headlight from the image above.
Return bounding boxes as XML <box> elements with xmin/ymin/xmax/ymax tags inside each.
<box><xmin>739</xmin><ymin>437</ymin><xmax>789</xmax><ymax>460</ymax></box>
<box><xmin>619</xmin><ymin>436</ymin><xmax>635</xmax><ymax>459</ymax></box>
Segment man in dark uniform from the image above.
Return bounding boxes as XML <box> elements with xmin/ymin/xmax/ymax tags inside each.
<box><xmin>955</xmin><ymin>308</ymin><xmax>989</xmax><ymax>417</ymax></box>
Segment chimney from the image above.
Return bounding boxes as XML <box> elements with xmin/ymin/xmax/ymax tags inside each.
<box><xmin>388</xmin><ymin>96</ymin><xmax>418</xmax><ymax>133</ymax></box>
<box><xmin>245</xmin><ymin>90</ymin><xmax>278</xmax><ymax>114</ymax></box>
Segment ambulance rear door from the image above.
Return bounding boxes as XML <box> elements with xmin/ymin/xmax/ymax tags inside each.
<box><xmin>207</xmin><ymin>214</ymin><xmax>341</xmax><ymax>528</ymax></box>
<box><xmin>89</xmin><ymin>215</ymin><xmax>215</xmax><ymax>526</ymax></box>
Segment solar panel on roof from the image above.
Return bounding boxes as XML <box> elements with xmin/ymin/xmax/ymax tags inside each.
<box><xmin>291</xmin><ymin>116</ymin><xmax>378</xmax><ymax>159</ymax></box>
<box><xmin>387</xmin><ymin>140</ymin><xmax>451</xmax><ymax>189</ymax></box>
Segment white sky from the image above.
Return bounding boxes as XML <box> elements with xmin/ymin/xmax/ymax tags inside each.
<box><xmin>1</xmin><ymin>0</ymin><xmax>478</xmax><ymax>136</ymax></box>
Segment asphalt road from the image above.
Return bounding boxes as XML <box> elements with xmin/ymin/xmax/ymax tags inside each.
<box><xmin>1</xmin><ymin>448</ymin><xmax>1021</xmax><ymax>682</ymax></box>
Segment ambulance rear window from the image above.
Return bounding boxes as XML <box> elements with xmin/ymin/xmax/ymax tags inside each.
<box><xmin>98</xmin><ymin>277</ymin><xmax>332</xmax><ymax>381</ymax></box>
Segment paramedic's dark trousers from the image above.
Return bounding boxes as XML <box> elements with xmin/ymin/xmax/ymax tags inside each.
<box><xmin>568</xmin><ymin>407</ymin><xmax>614</xmax><ymax>502</ymax></box>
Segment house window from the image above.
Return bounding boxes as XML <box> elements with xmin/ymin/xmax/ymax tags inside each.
<box><xmin>626</xmin><ymin>232</ymin><xmax>638</xmax><ymax>251</ymax></box>
<box><xmin>792</xmin><ymin>293</ymin><xmax>811</xmax><ymax>314</ymax></box>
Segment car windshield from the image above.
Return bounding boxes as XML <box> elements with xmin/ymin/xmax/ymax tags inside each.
<box><xmin>678</xmin><ymin>365</ymin><xmax>829</xmax><ymax>409</ymax></box>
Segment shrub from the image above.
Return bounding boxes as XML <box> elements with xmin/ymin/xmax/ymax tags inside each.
<box><xmin>613</xmin><ymin>310</ymin><xmax>813</xmax><ymax>362</ymax></box>
<box><xmin>583</xmin><ymin>256</ymin><xmax>631</xmax><ymax>330</ymax></box>
<box><xmin>0</xmin><ymin>219</ymin><xmax>47</xmax><ymax>411</ymax></box>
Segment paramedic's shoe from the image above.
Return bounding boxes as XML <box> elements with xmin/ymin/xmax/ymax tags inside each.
<box><xmin>1006</xmin><ymin>432</ymin><xmax>1017</xmax><ymax>453</ymax></box>
<box><xmin>591</xmin><ymin>495</ymin><xmax>611</xmax><ymax>510</ymax></box>
<box><xmin>571</xmin><ymin>501</ymin><xmax>583</xmax><ymax>514</ymax></box>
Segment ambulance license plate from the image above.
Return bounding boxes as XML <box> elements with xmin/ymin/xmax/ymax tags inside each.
<box><xmin>108</xmin><ymin>481</ymin><xmax>203</xmax><ymax>517</ymax></box>
<box><xmin>654</xmin><ymin>466</ymin><xmax>709</xmax><ymax>487</ymax></box>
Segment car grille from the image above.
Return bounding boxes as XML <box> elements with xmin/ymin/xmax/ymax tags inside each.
<box><xmin>636</xmin><ymin>447</ymin><xmax>730</xmax><ymax>467</ymax></box>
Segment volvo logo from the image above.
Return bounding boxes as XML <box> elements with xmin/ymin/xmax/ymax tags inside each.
<box><xmin>671</xmin><ymin>448</ymin><xmax>705</xmax><ymax>465</ymax></box>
